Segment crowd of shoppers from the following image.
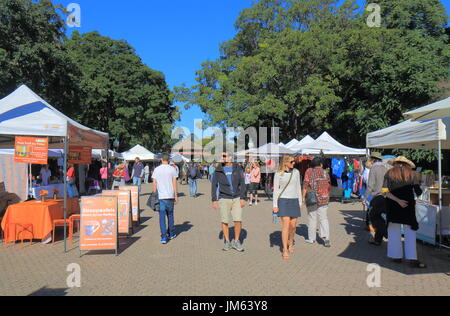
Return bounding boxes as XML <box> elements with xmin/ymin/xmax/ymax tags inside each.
<box><xmin>57</xmin><ymin>149</ymin><xmax>428</xmax><ymax>267</ymax></box>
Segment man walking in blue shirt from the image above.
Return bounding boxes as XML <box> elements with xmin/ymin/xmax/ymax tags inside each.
<box><xmin>211</xmin><ymin>152</ymin><xmax>247</xmax><ymax>252</ymax></box>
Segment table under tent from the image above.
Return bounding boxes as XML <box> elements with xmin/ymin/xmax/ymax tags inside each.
<box><xmin>0</xmin><ymin>85</ymin><xmax>109</xmax><ymax>252</ymax></box>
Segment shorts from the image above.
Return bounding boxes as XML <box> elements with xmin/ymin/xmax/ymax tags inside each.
<box><xmin>250</xmin><ymin>182</ymin><xmax>259</xmax><ymax>195</ymax></box>
<box><xmin>219</xmin><ymin>198</ymin><xmax>243</xmax><ymax>224</ymax></box>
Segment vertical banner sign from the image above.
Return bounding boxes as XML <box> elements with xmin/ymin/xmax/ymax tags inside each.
<box><xmin>14</xmin><ymin>137</ymin><xmax>48</xmax><ymax>164</ymax></box>
<box><xmin>80</xmin><ymin>196</ymin><xmax>118</xmax><ymax>253</ymax></box>
<box><xmin>68</xmin><ymin>145</ymin><xmax>92</xmax><ymax>165</ymax></box>
<box><xmin>120</xmin><ymin>186</ymin><xmax>140</xmax><ymax>222</ymax></box>
<box><xmin>102</xmin><ymin>190</ymin><xmax>131</xmax><ymax>235</ymax></box>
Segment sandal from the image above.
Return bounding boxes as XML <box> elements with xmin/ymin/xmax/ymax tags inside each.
<box><xmin>282</xmin><ymin>252</ymin><xmax>290</xmax><ymax>260</ymax></box>
<box><xmin>288</xmin><ymin>242</ymin><xmax>295</xmax><ymax>253</ymax></box>
<box><xmin>410</xmin><ymin>260</ymin><xmax>427</xmax><ymax>269</ymax></box>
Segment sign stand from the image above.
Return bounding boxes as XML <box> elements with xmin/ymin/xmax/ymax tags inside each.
<box><xmin>79</xmin><ymin>196</ymin><xmax>119</xmax><ymax>257</ymax></box>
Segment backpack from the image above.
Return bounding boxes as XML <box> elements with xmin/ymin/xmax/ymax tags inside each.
<box><xmin>147</xmin><ymin>191</ymin><xmax>160</xmax><ymax>212</ymax></box>
<box><xmin>189</xmin><ymin>166</ymin><xmax>198</xmax><ymax>179</ymax></box>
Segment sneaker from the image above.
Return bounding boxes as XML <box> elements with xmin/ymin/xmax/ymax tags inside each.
<box><xmin>324</xmin><ymin>239</ymin><xmax>331</xmax><ymax>248</ymax></box>
<box><xmin>232</xmin><ymin>240</ymin><xmax>245</xmax><ymax>252</ymax></box>
<box><xmin>160</xmin><ymin>238</ymin><xmax>168</xmax><ymax>244</ymax></box>
<box><xmin>255</xmin><ymin>201</ymin><xmax>258</xmax><ymax>206</ymax></box>
<box><xmin>249</xmin><ymin>202</ymin><xmax>253</xmax><ymax>206</ymax></box>
<box><xmin>223</xmin><ymin>241</ymin><xmax>232</xmax><ymax>251</ymax></box>
<box><xmin>305</xmin><ymin>239</ymin><xmax>315</xmax><ymax>244</ymax></box>
<box><xmin>169</xmin><ymin>234</ymin><xmax>177</xmax><ymax>240</ymax></box>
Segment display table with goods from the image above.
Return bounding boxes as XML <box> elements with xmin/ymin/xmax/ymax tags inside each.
<box><xmin>415</xmin><ymin>184</ymin><xmax>450</xmax><ymax>245</ymax></box>
<box><xmin>1</xmin><ymin>198</ymin><xmax>80</xmax><ymax>244</ymax></box>
<box><xmin>31</xmin><ymin>183</ymin><xmax>65</xmax><ymax>199</ymax></box>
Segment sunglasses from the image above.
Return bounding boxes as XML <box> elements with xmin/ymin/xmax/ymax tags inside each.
<box><xmin>288</xmin><ymin>160</ymin><xmax>295</xmax><ymax>164</ymax></box>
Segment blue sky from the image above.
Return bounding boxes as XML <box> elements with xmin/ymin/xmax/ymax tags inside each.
<box><xmin>55</xmin><ymin>0</ymin><xmax>450</xmax><ymax>137</ymax></box>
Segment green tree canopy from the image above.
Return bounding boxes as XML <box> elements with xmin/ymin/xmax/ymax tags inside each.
<box><xmin>65</xmin><ymin>31</ymin><xmax>178</xmax><ymax>152</ymax></box>
<box><xmin>177</xmin><ymin>0</ymin><xmax>450</xmax><ymax>160</ymax></box>
<box><xmin>0</xmin><ymin>0</ymin><xmax>80</xmax><ymax>114</ymax></box>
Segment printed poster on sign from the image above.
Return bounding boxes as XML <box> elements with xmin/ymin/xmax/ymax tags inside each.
<box><xmin>101</xmin><ymin>190</ymin><xmax>131</xmax><ymax>235</ymax></box>
<box><xmin>14</xmin><ymin>137</ymin><xmax>48</xmax><ymax>164</ymax></box>
<box><xmin>68</xmin><ymin>145</ymin><xmax>92</xmax><ymax>165</ymax></box>
<box><xmin>119</xmin><ymin>186</ymin><xmax>139</xmax><ymax>222</ymax></box>
<box><xmin>80</xmin><ymin>196</ymin><xmax>118</xmax><ymax>253</ymax></box>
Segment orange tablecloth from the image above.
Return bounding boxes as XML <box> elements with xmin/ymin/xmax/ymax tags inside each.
<box><xmin>1</xmin><ymin>198</ymin><xmax>80</xmax><ymax>243</ymax></box>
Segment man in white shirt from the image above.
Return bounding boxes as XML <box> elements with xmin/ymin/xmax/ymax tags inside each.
<box><xmin>40</xmin><ymin>165</ymin><xmax>51</xmax><ymax>186</ymax></box>
<box><xmin>152</xmin><ymin>154</ymin><xmax>179</xmax><ymax>244</ymax></box>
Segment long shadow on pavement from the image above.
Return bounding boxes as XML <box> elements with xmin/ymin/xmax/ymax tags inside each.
<box><xmin>174</xmin><ymin>221</ymin><xmax>194</xmax><ymax>237</ymax></box>
<box><xmin>338</xmin><ymin>209</ymin><xmax>450</xmax><ymax>276</ymax></box>
<box><xmin>28</xmin><ymin>287</ymin><xmax>69</xmax><ymax>296</ymax></box>
<box><xmin>270</xmin><ymin>224</ymin><xmax>310</xmax><ymax>252</ymax></box>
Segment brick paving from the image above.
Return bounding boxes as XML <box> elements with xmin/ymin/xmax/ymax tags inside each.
<box><xmin>0</xmin><ymin>179</ymin><xmax>449</xmax><ymax>296</ymax></box>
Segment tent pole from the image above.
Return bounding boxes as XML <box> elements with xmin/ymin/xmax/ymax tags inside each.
<box><xmin>437</xmin><ymin>140</ymin><xmax>442</xmax><ymax>249</ymax></box>
<box><xmin>28</xmin><ymin>163</ymin><xmax>31</xmax><ymax>199</ymax></box>
<box><xmin>63</xmin><ymin>136</ymin><xmax>68</xmax><ymax>253</ymax></box>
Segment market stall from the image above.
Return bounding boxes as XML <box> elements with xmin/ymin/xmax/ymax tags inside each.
<box><xmin>0</xmin><ymin>85</ymin><xmax>109</xmax><ymax>251</ymax></box>
<box><xmin>367</xmin><ymin>118</ymin><xmax>450</xmax><ymax>247</ymax></box>
<box><xmin>291</xmin><ymin>132</ymin><xmax>367</xmax><ymax>156</ymax></box>
<box><xmin>290</xmin><ymin>132</ymin><xmax>368</xmax><ymax>201</ymax></box>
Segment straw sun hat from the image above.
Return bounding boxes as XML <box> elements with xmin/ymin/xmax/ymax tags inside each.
<box><xmin>389</xmin><ymin>156</ymin><xmax>416</xmax><ymax>169</ymax></box>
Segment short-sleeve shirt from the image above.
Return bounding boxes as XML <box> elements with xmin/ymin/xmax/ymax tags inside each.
<box><xmin>152</xmin><ymin>164</ymin><xmax>178</xmax><ymax>200</ymax></box>
<box><xmin>40</xmin><ymin>168</ymin><xmax>51</xmax><ymax>186</ymax></box>
<box><xmin>303</xmin><ymin>167</ymin><xmax>331</xmax><ymax>206</ymax></box>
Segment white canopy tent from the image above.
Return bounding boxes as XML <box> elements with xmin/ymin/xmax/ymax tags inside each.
<box><xmin>285</xmin><ymin>139</ymin><xmax>300</xmax><ymax>149</ymax></box>
<box><xmin>289</xmin><ymin>135</ymin><xmax>316</xmax><ymax>152</ymax></box>
<box><xmin>292</xmin><ymin>132</ymin><xmax>367</xmax><ymax>156</ymax></box>
<box><xmin>0</xmin><ymin>85</ymin><xmax>109</xmax><ymax>252</ymax></box>
<box><xmin>404</xmin><ymin>97</ymin><xmax>450</xmax><ymax>122</ymax></box>
<box><xmin>236</xmin><ymin>143</ymin><xmax>295</xmax><ymax>157</ymax></box>
<box><xmin>171</xmin><ymin>153</ymin><xmax>190</xmax><ymax>163</ymax></box>
<box><xmin>366</xmin><ymin>119</ymin><xmax>450</xmax><ymax>149</ymax></box>
<box><xmin>367</xmin><ymin>118</ymin><xmax>449</xmax><ymax>247</ymax></box>
<box><xmin>121</xmin><ymin>145</ymin><xmax>157</xmax><ymax>161</ymax></box>
<box><xmin>0</xmin><ymin>85</ymin><xmax>109</xmax><ymax>149</ymax></box>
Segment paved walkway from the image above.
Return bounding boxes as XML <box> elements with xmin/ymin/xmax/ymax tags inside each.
<box><xmin>0</xmin><ymin>180</ymin><xmax>449</xmax><ymax>296</ymax></box>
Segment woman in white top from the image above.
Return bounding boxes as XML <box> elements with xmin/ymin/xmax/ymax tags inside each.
<box><xmin>273</xmin><ymin>155</ymin><xmax>302</xmax><ymax>260</ymax></box>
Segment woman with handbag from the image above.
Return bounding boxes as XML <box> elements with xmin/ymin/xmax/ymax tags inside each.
<box><xmin>273</xmin><ymin>156</ymin><xmax>302</xmax><ymax>260</ymax></box>
<box><xmin>303</xmin><ymin>157</ymin><xmax>331</xmax><ymax>248</ymax></box>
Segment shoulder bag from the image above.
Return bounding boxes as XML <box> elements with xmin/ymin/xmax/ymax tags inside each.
<box><xmin>277</xmin><ymin>171</ymin><xmax>294</xmax><ymax>204</ymax></box>
<box><xmin>305</xmin><ymin>169</ymin><xmax>321</xmax><ymax>207</ymax></box>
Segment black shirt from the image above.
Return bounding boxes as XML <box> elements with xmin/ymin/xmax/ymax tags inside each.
<box><xmin>383</xmin><ymin>175</ymin><xmax>422</xmax><ymax>230</ymax></box>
